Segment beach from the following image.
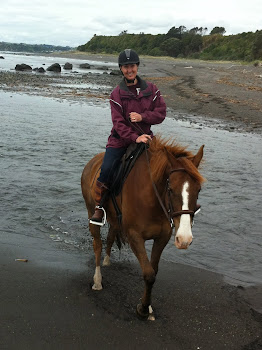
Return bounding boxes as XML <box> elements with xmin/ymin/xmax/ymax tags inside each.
<box><xmin>0</xmin><ymin>52</ymin><xmax>261</xmax><ymax>349</ymax></box>
<box><xmin>1</xmin><ymin>230</ymin><xmax>261</xmax><ymax>350</ymax></box>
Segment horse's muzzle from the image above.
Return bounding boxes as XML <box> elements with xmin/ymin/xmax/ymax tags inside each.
<box><xmin>174</xmin><ymin>235</ymin><xmax>193</xmax><ymax>249</ymax></box>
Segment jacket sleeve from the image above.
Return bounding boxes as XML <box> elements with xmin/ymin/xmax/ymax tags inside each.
<box><xmin>141</xmin><ymin>87</ymin><xmax>166</xmax><ymax>125</ymax></box>
<box><xmin>110</xmin><ymin>90</ymin><xmax>139</xmax><ymax>143</ymax></box>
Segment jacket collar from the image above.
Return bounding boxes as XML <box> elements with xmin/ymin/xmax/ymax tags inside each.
<box><xmin>119</xmin><ymin>75</ymin><xmax>148</xmax><ymax>92</ymax></box>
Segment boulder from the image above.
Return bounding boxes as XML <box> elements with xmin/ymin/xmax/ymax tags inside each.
<box><xmin>110</xmin><ymin>69</ymin><xmax>122</xmax><ymax>76</ymax></box>
<box><xmin>37</xmin><ymin>67</ymin><xmax>46</xmax><ymax>73</ymax></box>
<box><xmin>47</xmin><ymin>63</ymin><xmax>61</xmax><ymax>72</ymax></box>
<box><xmin>0</xmin><ymin>56</ymin><xmax>4</xmax><ymax>59</ymax></box>
<box><xmin>97</xmin><ymin>66</ymin><xmax>108</xmax><ymax>71</ymax></box>
<box><xmin>15</xmin><ymin>64</ymin><xmax>32</xmax><ymax>71</ymax></box>
<box><xmin>64</xmin><ymin>62</ymin><xmax>73</xmax><ymax>70</ymax></box>
<box><xmin>33</xmin><ymin>67</ymin><xmax>46</xmax><ymax>73</ymax></box>
<box><xmin>79</xmin><ymin>63</ymin><xmax>91</xmax><ymax>69</ymax></box>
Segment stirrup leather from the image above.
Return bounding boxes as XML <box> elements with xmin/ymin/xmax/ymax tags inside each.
<box><xmin>89</xmin><ymin>206</ymin><xmax>107</xmax><ymax>227</ymax></box>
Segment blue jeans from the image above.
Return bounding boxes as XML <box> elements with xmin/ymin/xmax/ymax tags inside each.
<box><xmin>98</xmin><ymin>147</ymin><xmax>126</xmax><ymax>185</ymax></box>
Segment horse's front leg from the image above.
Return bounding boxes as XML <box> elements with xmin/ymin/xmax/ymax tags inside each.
<box><xmin>103</xmin><ymin>225</ymin><xmax>118</xmax><ymax>266</ymax></box>
<box><xmin>129</xmin><ymin>232</ymin><xmax>156</xmax><ymax>319</ymax></box>
<box><xmin>150</xmin><ymin>235</ymin><xmax>171</xmax><ymax>275</ymax></box>
<box><xmin>89</xmin><ymin>222</ymin><xmax>103</xmax><ymax>290</ymax></box>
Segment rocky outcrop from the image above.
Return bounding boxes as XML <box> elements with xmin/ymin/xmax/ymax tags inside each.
<box><xmin>15</xmin><ymin>64</ymin><xmax>32</xmax><ymax>71</ymax></box>
<box><xmin>64</xmin><ymin>62</ymin><xmax>73</xmax><ymax>70</ymax></box>
<box><xmin>47</xmin><ymin>63</ymin><xmax>61</xmax><ymax>72</ymax></box>
<box><xmin>79</xmin><ymin>63</ymin><xmax>91</xmax><ymax>69</ymax></box>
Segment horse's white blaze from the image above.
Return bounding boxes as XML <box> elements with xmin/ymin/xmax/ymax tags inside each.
<box><xmin>175</xmin><ymin>181</ymin><xmax>193</xmax><ymax>248</ymax></box>
<box><xmin>92</xmin><ymin>266</ymin><xmax>103</xmax><ymax>290</ymax></box>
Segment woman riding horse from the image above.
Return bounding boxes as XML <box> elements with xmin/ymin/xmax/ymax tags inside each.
<box><xmin>81</xmin><ymin>136</ymin><xmax>205</xmax><ymax>319</ymax></box>
<box><xmin>89</xmin><ymin>49</ymin><xmax>166</xmax><ymax>225</ymax></box>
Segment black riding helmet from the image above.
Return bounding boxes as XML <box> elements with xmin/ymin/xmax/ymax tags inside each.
<box><xmin>118</xmin><ymin>49</ymin><xmax>140</xmax><ymax>67</ymax></box>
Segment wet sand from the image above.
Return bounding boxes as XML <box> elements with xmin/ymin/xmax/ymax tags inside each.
<box><xmin>1</xmin><ymin>52</ymin><xmax>262</xmax><ymax>349</ymax></box>
<box><xmin>1</xmin><ymin>230</ymin><xmax>262</xmax><ymax>350</ymax></box>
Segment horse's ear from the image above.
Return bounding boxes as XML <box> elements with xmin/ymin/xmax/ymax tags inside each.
<box><xmin>192</xmin><ymin>145</ymin><xmax>204</xmax><ymax>168</ymax></box>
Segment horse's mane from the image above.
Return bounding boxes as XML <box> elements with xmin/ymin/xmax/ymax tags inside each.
<box><xmin>149</xmin><ymin>136</ymin><xmax>205</xmax><ymax>184</ymax></box>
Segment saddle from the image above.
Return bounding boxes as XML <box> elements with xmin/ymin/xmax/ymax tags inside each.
<box><xmin>111</xmin><ymin>142</ymin><xmax>147</xmax><ymax>196</ymax></box>
<box><xmin>108</xmin><ymin>142</ymin><xmax>148</xmax><ymax>229</ymax></box>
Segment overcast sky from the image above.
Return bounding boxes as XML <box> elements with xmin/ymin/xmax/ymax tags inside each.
<box><xmin>1</xmin><ymin>0</ymin><xmax>261</xmax><ymax>47</ymax></box>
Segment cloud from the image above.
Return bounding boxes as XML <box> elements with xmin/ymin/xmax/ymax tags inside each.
<box><xmin>0</xmin><ymin>0</ymin><xmax>261</xmax><ymax>47</ymax></box>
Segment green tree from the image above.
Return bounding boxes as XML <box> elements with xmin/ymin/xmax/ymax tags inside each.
<box><xmin>166</xmin><ymin>26</ymin><xmax>187</xmax><ymax>39</ymax></box>
<box><xmin>210</xmin><ymin>27</ymin><xmax>226</xmax><ymax>35</ymax></box>
<box><xmin>161</xmin><ymin>38</ymin><xmax>182</xmax><ymax>57</ymax></box>
<box><xmin>252</xmin><ymin>30</ymin><xmax>262</xmax><ymax>60</ymax></box>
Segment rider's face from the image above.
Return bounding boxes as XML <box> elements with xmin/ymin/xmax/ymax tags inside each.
<box><xmin>121</xmin><ymin>64</ymin><xmax>138</xmax><ymax>81</ymax></box>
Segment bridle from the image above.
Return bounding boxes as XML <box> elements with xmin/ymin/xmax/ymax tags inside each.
<box><xmin>166</xmin><ymin>169</ymin><xmax>197</xmax><ymax>226</ymax></box>
<box><xmin>145</xmin><ymin>147</ymin><xmax>199</xmax><ymax>228</ymax></box>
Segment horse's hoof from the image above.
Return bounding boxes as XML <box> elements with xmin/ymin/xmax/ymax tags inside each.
<box><xmin>92</xmin><ymin>283</ymin><xmax>103</xmax><ymax>291</ymax></box>
<box><xmin>102</xmin><ymin>255</ymin><xmax>111</xmax><ymax>266</ymax></box>
<box><xmin>148</xmin><ymin>305</ymin><xmax>155</xmax><ymax>321</ymax></box>
<box><xmin>136</xmin><ymin>303</ymin><xmax>149</xmax><ymax>319</ymax></box>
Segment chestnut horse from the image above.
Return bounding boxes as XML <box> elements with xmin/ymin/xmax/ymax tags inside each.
<box><xmin>81</xmin><ymin>136</ymin><xmax>205</xmax><ymax>320</ymax></box>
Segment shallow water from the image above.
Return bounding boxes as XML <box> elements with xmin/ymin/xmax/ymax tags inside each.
<box><xmin>0</xmin><ymin>51</ymin><xmax>117</xmax><ymax>75</ymax></box>
<box><xmin>0</xmin><ymin>90</ymin><xmax>261</xmax><ymax>287</ymax></box>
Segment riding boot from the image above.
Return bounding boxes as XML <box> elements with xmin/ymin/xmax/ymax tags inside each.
<box><xmin>89</xmin><ymin>180</ymin><xmax>109</xmax><ymax>226</ymax></box>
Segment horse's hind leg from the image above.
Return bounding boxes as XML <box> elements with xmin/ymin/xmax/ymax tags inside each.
<box><xmin>89</xmin><ymin>220</ymin><xmax>103</xmax><ymax>290</ymax></box>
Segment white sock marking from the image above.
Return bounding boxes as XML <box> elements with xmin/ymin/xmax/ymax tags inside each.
<box><xmin>92</xmin><ymin>266</ymin><xmax>103</xmax><ymax>290</ymax></box>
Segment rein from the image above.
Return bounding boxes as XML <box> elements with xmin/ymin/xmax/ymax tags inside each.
<box><xmin>144</xmin><ymin>146</ymin><xmax>196</xmax><ymax>228</ymax></box>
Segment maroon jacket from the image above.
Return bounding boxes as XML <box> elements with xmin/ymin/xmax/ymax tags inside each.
<box><xmin>107</xmin><ymin>76</ymin><xmax>166</xmax><ymax>148</ymax></box>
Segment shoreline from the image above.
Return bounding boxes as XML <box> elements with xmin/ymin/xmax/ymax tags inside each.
<box><xmin>44</xmin><ymin>51</ymin><xmax>262</xmax><ymax>134</ymax></box>
<box><xmin>1</xmin><ymin>51</ymin><xmax>262</xmax><ymax>134</ymax></box>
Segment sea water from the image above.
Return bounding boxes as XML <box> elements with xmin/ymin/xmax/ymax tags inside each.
<box><xmin>0</xmin><ymin>90</ymin><xmax>261</xmax><ymax>287</ymax></box>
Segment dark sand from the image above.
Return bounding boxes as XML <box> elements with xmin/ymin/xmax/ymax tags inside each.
<box><xmin>1</xmin><ymin>52</ymin><xmax>262</xmax><ymax>349</ymax></box>
<box><xmin>1</xmin><ymin>230</ymin><xmax>262</xmax><ymax>350</ymax></box>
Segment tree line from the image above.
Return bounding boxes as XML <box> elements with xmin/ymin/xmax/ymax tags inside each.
<box><xmin>0</xmin><ymin>42</ymin><xmax>72</xmax><ymax>53</ymax></box>
<box><xmin>78</xmin><ymin>26</ymin><xmax>262</xmax><ymax>62</ymax></box>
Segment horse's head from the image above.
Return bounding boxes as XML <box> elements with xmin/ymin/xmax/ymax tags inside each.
<box><xmin>165</xmin><ymin>145</ymin><xmax>205</xmax><ymax>249</ymax></box>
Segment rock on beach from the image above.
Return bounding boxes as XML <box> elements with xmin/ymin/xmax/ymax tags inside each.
<box><xmin>47</xmin><ymin>63</ymin><xmax>61</xmax><ymax>72</ymax></box>
<box><xmin>15</xmin><ymin>63</ymin><xmax>32</xmax><ymax>71</ymax></box>
<box><xmin>64</xmin><ymin>62</ymin><xmax>73</xmax><ymax>70</ymax></box>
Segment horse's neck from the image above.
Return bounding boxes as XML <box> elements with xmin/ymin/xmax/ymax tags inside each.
<box><xmin>135</xmin><ymin>153</ymin><xmax>167</xmax><ymax>201</ymax></box>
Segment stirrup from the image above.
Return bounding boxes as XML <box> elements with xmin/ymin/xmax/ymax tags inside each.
<box><xmin>89</xmin><ymin>206</ymin><xmax>107</xmax><ymax>227</ymax></box>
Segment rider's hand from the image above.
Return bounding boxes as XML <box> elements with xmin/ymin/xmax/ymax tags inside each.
<box><xmin>136</xmin><ymin>134</ymin><xmax>152</xmax><ymax>144</ymax></box>
<box><xmin>130</xmin><ymin>112</ymin><xmax>142</xmax><ymax>123</ymax></box>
